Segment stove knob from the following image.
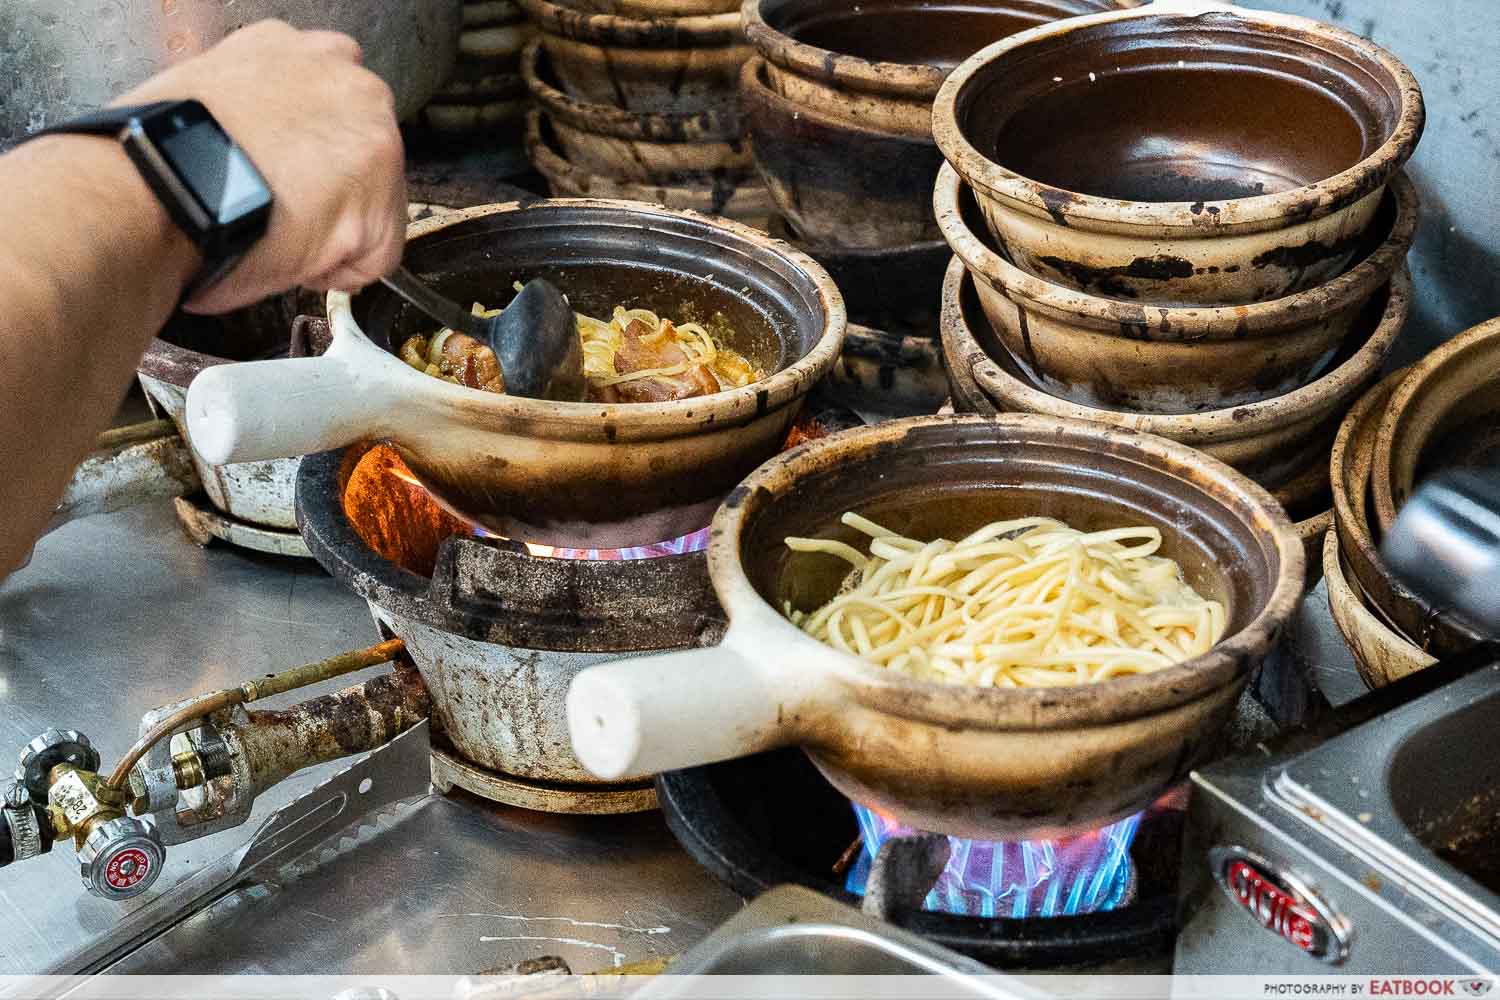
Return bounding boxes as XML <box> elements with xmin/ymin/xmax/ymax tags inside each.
<box><xmin>78</xmin><ymin>817</ymin><xmax>164</xmax><ymax>900</ymax></box>
<box><xmin>16</xmin><ymin>729</ymin><xmax>100</xmax><ymax>803</ymax></box>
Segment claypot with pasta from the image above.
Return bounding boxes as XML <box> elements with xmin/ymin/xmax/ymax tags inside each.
<box><xmin>566</xmin><ymin>413</ymin><xmax>1303</xmax><ymax>839</ymax></box>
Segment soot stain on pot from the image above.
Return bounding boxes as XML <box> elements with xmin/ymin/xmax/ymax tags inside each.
<box><xmin>1036</xmin><ymin>254</ymin><xmax>1196</xmax><ymax>299</ymax></box>
<box><xmin>1250</xmin><ymin>232</ymin><xmax>1364</xmax><ymax>272</ymax></box>
<box><xmin>1038</xmin><ymin>188</ymin><xmax>1075</xmax><ymax>228</ymax></box>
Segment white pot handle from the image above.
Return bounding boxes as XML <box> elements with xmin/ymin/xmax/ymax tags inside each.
<box><xmin>567</xmin><ymin>639</ymin><xmax>821</xmax><ymax>781</ymax></box>
<box><xmin>184</xmin><ymin>355</ymin><xmax>394</xmax><ymax>465</ymax></box>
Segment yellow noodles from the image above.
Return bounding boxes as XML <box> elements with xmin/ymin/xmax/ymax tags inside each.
<box><xmin>504</xmin><ymin>283</ymin><xmax>761</xmax><ymax>392</ymax></box>
<box><xmin>783</xmin><ymin>515</ymin><xmax>1226</xmax><ymax>687</ymax></box>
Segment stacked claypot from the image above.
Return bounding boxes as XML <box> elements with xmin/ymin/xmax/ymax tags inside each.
<box><xmin>932</xmin><ymin>2</ymin><xmax>1425</xmax><ymax>577</ymax></box>
<box><xmin>738</xmin><ymin>0</ymin><xmax>1127</xmax><ymax>414</ymax></box>
<box><xmin>519</xmin><ymin>0</ymin><xmax>771</xmax><ymax>227</ymax></box>
<box><xmin>406</xmin><ymin>0</ymin><xmax>537</xmax><ymax>171</ymax></box>
<box><xmin>1325</xmin><ymin>320</ymin><xmax>1500</xmax><ymax>688</ymax></box>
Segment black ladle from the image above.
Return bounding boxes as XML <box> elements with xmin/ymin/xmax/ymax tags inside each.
<box><xmin>381</xmin><ymin>268</ymin><xmax>586</xmax><ymax>401</ymax></box>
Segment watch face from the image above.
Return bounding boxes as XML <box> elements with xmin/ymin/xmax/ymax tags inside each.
<box><xmin>145</xmin><ymin>103</ymin><xmax>272</xmax><ymax>226</ymax></box>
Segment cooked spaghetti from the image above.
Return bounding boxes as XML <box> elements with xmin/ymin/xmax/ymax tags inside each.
<box><xmin>399</xmin><ymin>290</ymin><xmax>763</xmax><ymax>403</ymax></box>
<box><xmin>783</xmin><ymin>514</ymin><xmax>1226</xmax><ymax>687</ymax></box>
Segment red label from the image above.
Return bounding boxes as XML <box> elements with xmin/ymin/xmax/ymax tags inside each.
<box><xmin>1225</xmin><ymin>859</ymin><xmax>1324</xmax><ymax>954</ymax></box>
<box><xmin>104</xmin><ymin>847</ymin><xmax>151</xmax><ymax>890</ymax></box>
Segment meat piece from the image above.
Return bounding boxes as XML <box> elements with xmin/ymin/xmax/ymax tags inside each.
<box><xmin>592</xmin><ymin>318</ymin><xmax>719</xmax><ymax>403</ymax></box>
<box><xmin>433</xmin><ymin>332</ymin><xmax>505</xmax><ymax>393</ymax></box>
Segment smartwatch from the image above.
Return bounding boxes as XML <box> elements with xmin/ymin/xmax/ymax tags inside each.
<box><xmin>25</xmin><ymin>100</ymin><xmax>273</xmax><ymax>296</ymax></box>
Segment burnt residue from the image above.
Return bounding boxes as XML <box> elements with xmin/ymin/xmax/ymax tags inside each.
<box><xmin>1035</xmin><ymin>253</ymin><xmax>1195</xmax><ymax>299</ymax></box>
<box><xmin>237</xmin><ymin>669</ymin><xmax>431</xmax><ymax>792</ymax></box>
<box><xmin>1250</xmin><ymin>231</ymin><xmax>1367</xmax><ymax>273</ymax></box>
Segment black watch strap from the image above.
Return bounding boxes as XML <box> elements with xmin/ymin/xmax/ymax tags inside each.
<box><xmin>22</xmin><ymin>100</ymin><xmax>273</xmax><ymax>297</ymax></box>
<box><xmin>26</xmin><ymin>102</ymin><xmax>180</xmax><ymax>140</ymax></box>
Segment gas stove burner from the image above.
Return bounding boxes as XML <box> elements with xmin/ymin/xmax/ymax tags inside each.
<box><xmin>654</xmin><ymin>748</ymin><xmax>1183</xmax><ymax>971</ymax></box>
<box><xmin>172</xmin><ymin>494</ymin><xmax>311</xmax><ymax>559</ymax></box>
<box><xmin>844</xmin><ymin>802</ymin><xmax>1143</xmax><ymax>919</ymax></box>
<box><xmin>429</xmin><ymin>740</ymin><xmax>656</xmax><ymax>814</ymax></box>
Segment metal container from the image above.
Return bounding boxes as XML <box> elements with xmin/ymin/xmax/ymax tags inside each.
<box><xmin>1176</xmin><ymin>643</ymin><xmax>1500</xmax><ymax>974</ymax></box>
<box><xmin>638</xmin><ymin>885</ymin><xmax>1040</xmax><ymax>989</ymax></box>
<box><xmin>932</xmin><ymin>0</ymin><xmax>1425</xmax><ymax>305</ymax></box>
<box><xmin>0</xmin><ymin>0</ymin><xmax>463</xmax><ymax>141</ymax></box>
<box><xmin>567</xmin><ymin>413</ymin><xmax>1305</xmax><ymax>840</ymax></box>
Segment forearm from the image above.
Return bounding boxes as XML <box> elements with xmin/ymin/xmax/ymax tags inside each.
<box><xmin>0</xmin><ymin>136</ymin><xmax>198</xmax><ymax>570</ymax></box>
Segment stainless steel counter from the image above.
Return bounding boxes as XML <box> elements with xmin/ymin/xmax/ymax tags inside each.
<box><xmin>0</xmin><ymin>492</ymin><xmax>740</xmax><ymax>976</ymax></box>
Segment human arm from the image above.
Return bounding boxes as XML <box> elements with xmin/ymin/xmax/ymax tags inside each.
<box><xmin>0</xmin><ymin>20</ymin><xmax>408</xmax><ymax>571</ymax></box>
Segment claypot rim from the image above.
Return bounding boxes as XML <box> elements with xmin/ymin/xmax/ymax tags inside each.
<box><xmin>1325</xmin><ymin>366</ymin><xmax>1484</xmax><ymax>652</ymax></box>
<box><xmin>739</xmin><ymin>56</ymin><xmax>937</xmax><ymax>147</ymax></box>
<box><xmin>1321</xmin><ymin>528</ymin><xmax>1432</xmax><ymax>689</ymax></box>
<box><xmin>741</xmin><ymin>0</ymin><xmax>1121</xmax><ymax>101</ymax></box>
<box><xmin>519</xmin><ymin>0</ymin><xmax>744</xmax><ymax>46</ymax></box>
<box><xmin>943</xmin><ymin>254</ymin><xmax>1412</xmax><ymax>442</ymax></box>
<box><xmin>934</xmin><ymin>162</ymin><xmax>1419</xmax><ymax>340</ymax></box>
<box><xmin>932</xmin><ymin>3</ymin><xmax>1425</xmax><ymax>234</ymax></box>
<box><xmin>1369</xmin><ymin>315</ymin><xmax>1500</xmax><ymax>536</ymax></box>
<box><xmin>328</xmin><ymin>195</ymin><xmax>843</xmax><ymax>442</ymax></box>
<box><xmin>525</xmin><ymin>110</ymin><xmax>768</xmax><ymax>211</ymax></box>
<box><xmin>520</xmin><ymin>39</ymin><xmax>744</xmax><ymax>140</ymax></box>
<box><xmin>707</xmin><ymin>413</ymin><xmax>1304</xmax><ymax>730</ymax></box>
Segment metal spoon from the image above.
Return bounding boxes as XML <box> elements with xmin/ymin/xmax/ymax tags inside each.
<box><xmin>381</xmin><ymin>267</ymin><xmax>585</xmax><ymax>401</ymax></box>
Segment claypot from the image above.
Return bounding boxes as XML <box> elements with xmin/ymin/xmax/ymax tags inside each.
<box><xmin>743</xmin><ymin>0</ymin><xmax>1122</xmax><ymax>139</ymax></box>
<box><xmin>1329</xmin><ymin>370</ymin><xmax>1485</xmax><ymax>659</ymax></box>
<box><xmin>518</xmin><ymin>0</ymin><xmax>751</xmax><ymax>113</ymax></box>
<box><xmin>521</xmin><ymin>40</ymin><xmax>751</xmax><ymax>183</ymax></box>
<box><xmin>137</xmin><ymin>298</ymin><xmax>314</xmax><ymax>532</ymax></box>
<box><xmin>566</xmin><ymin>414</ymin><xmax>1303</xmax><ymax>840</ymax></box>
<box><xmin>741</xmin><ymin>57</ymin><xmax>944</xmax><ymax>248</ymax></box>
<box><xmin>826</xmin><ymin>323</ymin><xmax>949</xmax><ymax>416</ymax></box>
<box><xmin>1322</xmin><ymin>529</ymin><xmax>1434</xmax><ymax>690</ymax></box>
<box><xmin>932</xmin><ymin>1</ymin><xmax>1424</xmax><ymax>305</ymax></box>
<box><xmin>738</xmin><ymin>0</ymin><xmax>1117</xmax><ymax>248</ymax></box>
<box><xmin>184</xmin><ymin>198</ymin><xmax>843</xmax><ymax>549</ymax></box>
<box><xmin>935</xmin><ymin>164</ymin><xmax>1418</xmax><ymax>412</ymax></box>
<box><xmin>564</xmin><ymin>0</ymin><xmax>740</xmax><ymax>15</ymax></box>
<box><xmin>938</xmin><ymin>255</ymin><xmax>1409</xmax><ymax>494</ymax></box>
<box><xmin>1370</xmin><ymin>316</ymin><xmax>1500</xmax><ymax>536</ymax></box>
<box><xmin>526</xmin><ymin>111</ymin><xmax>773</xmax><ymax>228</ymax></box>
<box><xmin>764</xmin><ymin>224</ymin><xmax>950</xmax><ymax>334</ymax></box>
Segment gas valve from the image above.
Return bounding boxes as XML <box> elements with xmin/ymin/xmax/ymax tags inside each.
<box><xmin>0</xmin><ymin>638</ymin><xmax>427</xmax><ymax>902</ymax></box>
<box><xmin>78</xmin><ymin>816</ymin><xmax>165</xmax><ymax>900</ymax></box>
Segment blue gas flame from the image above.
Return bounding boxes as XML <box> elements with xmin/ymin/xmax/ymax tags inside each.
<box><xmin>845</xmin><ymin>804</ymin><xmax>1141</xmax><ymax>918</ymax></box>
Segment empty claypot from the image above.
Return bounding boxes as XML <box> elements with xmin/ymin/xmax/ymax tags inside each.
<box><xmin>526</xmin><ymin>110</ymin><xmax>774</xmax><ymax>228</ymax></box>
<box><xmin>518</xmin><ymin>0</ymin><xmax>750</xmax><ymax>113</ymax></box>
<box><xmin>1322</xmin><ymin>530</ymin><xmax>1434</xmax><ymax>690</ymax></box>
<box><xmin>1369</xmin><ymin>316</ymin><xmax>1500</xmax><ymax>537</ymax></box>
<box><xmin>743</xmin><ymin>0</ymin><xmax>1124</xmax><ymax>139</ymax></box>
<box><xmin>522</xmin><ymin>40</ymin><xmax>750</xmax><ymax>182</ymax></box>
<box><xmin>1329</xmin><ymin>369</ymin><xmax>1485</xmax><ymax>659</ymax></box>
<box><xmin>740</xmin><ymin>57</ymin><xmax>944</xmax><ymax>248</ymax></box>
<box><xmin>939</xmin><ymin>255</ymin><xmax>1407</xmax><ymax>500</ymax></box>
<box><xmin>932</xmin><ymin>2</ymin><xmax>1424</xmax><ymax>305</ymax></box>
<box><xmin>739</xmin><ymin>0</ymin><xmax>1118</xmax><ymax>248</ymax></box>
<box><xmin>935</xmin><ymin>163</ymin><xmax>1418</xmax><ymax>412</ymax></box>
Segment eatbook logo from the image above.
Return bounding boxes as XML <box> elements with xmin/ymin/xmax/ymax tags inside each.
<box><xmin>1460</xmin><ymin>980</ymin><xmax>1493</xmax><ymax>997</ymax></box>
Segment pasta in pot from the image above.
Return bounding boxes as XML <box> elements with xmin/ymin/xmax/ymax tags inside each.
<box><xmin>399</xmin><ymin>291</ymin><xmax>763</xmax><ymax>403</ymax></box>
<box><xmin>783</xmin><ymin>514</ymin><xmax>1226</xmax><ymax>688</ymax></box>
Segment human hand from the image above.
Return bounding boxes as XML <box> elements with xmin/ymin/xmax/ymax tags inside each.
<box><xmin>118</xmin><ymin>20</ymin><xmax>408</xmax><ymax>313</ymax></box>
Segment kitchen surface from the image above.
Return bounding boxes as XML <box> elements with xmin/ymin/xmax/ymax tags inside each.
<box><xmin>1</xmin><ymin>0</ymin><xmax>1498</xmax><ymax>989</ymax></box>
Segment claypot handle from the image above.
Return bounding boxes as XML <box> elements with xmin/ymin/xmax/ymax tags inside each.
<box><xmin>566</xmin><ymin>639</ymin><xmax>828</xmax><ymax>781</ymax></box>
<box><xmin>184</xmin><ymin>354</ymin><xmax>394</xmax><ymax>465</ymax></box>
